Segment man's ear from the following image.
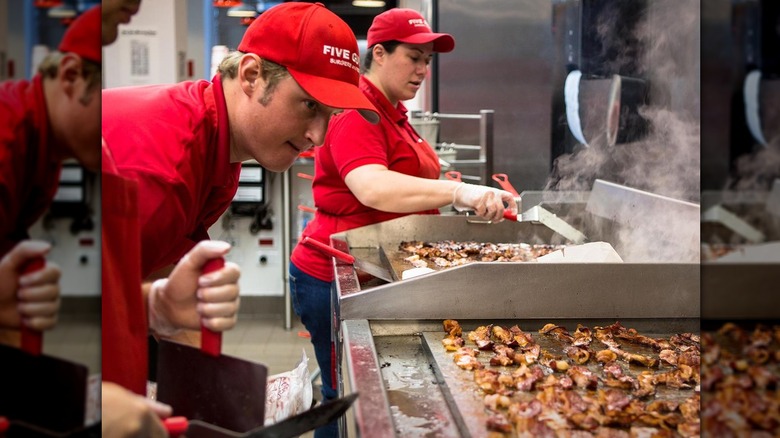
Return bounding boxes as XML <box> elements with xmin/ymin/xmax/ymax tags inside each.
<box><xmin>237</xmin><ymin>54</ymin><xmax>262</xmax><ymax>97</ymax></box>
<box><xmin>56</xmin><ymin>53</ymin><xmax>82</xmax><ymax>98</ymax></box>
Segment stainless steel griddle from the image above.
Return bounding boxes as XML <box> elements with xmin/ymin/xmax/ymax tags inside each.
<box><xmin>329</xmin><ymin>181</ymin><xmax>700</xmax><ymax>437</ymax></box>
<box><xmin>341</xmin><ymin>319</ymin><xmax>699</xmax><ymax>438</ymax></box>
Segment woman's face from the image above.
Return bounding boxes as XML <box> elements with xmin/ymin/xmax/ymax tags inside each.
<box><xmin>379</xmin><ymin>42</ymin><xmax>434</xmax><ymax>105</ymax></box>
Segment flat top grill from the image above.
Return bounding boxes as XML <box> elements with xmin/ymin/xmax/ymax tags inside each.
<box><xmin>344</xmin><ymin>319</ymin><xmax>700</xmax><ymax>438</ymax></box>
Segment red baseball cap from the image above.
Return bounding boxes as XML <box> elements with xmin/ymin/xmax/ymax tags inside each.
<box><xmin>238</xmin><ymin>2</ymin><xmax>379</xmax><ymax>124</ymax></box>
<box><xmin>367</xmin><ymin>8</ymin><xmax>455</xmax><ymax>53</ymax></box>
<box><xmin>59</xmin><ymin>5</ymin><xmax>102</xmax><ymax>63</ymax></box>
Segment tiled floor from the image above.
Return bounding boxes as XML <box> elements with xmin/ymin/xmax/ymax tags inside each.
<box><xmin>48</xmin><ymin>315</ymin><xmax>320</xmax><ymax>436</ymax></box>
<box><xmin>48</xmin><ymin>315</ymin><xmax>317</xmax><ymax>375</ymax></box>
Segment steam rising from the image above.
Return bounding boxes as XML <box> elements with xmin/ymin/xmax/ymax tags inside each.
<box><xmin>730</xmin><ymin>139</ymin><xmax>780</xmax><ymax>191</ymax></box>
<box><xmin>545</xmin><ymin>1</ymin><xmax>701</xmax><ymax>262</ymax></box>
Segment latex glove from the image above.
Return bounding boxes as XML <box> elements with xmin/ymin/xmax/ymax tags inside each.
<box><xmin>452</xmin><ymin>183</ymin><xmax>518</xmax><ymax>222</ymax></box>
<box><xmin>148</xmin><ymin>240</ymin><xmax>240</xmax><ymax>337</ymax></box>
<box><xmin>102</xmin><ymin>381</ymin><xmax>171</xmax><ymax>438</ymax></box>
<box><xmin>0</xmin><ymin>241</ymin><xmax>61</xmax><ymax>331</ymax></box>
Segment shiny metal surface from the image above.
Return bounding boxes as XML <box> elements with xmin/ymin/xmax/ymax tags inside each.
<box><xmin>438</xmin><ymin>0</ymin><xmax>554</xmax><ymax>189</ymax></box>
<box><xmin>520</xmin><ymin>205</ymin><xmax>588</xmax><ymax>244</ymax></box>
<box><xmin>339</xmin><ymin>262</ymin><xmax>698</xmax><ymax>321</ymax></box>
<box><xmin>330</xmin><ymin>215</ymin><xmax>699</xmax><ymax>321</ymax></box>
<box><xmin>342</xmin><ymin>319</ymin><xmax>699</xmax><ymax>438</ymax></box>
<box><xmin>342</xmin><ymin>320</ymin><xmax>395</xmax><ymax>438</ymax></box>
<box><xmin>701</xmin><ymin>187</ymin><xmax>780</xmax><ymax>319</ymax></box>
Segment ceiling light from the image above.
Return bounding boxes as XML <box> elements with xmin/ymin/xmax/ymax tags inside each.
<box><xmin>352</xmin><ymin>0</ymin><xmax>386</xmax><ymax>7</ymax></box>
<box><xmin>48</xmin><ymin>4</ymin><xmax>78</xmax><ymax>18</ymax></box>
<box><xmin>227</xmin><ymin>2</ymin><xmax>257</xmax><ymax>18</ymax></box>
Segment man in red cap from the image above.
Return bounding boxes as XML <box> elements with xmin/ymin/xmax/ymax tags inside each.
<box><xmin>102</xmin><ymin>1</ymin><xmax>379</xmax><ymax>282</ymax></box>
<box><xmin>0</xmin><ymin>4</ymin><xmax>102</xmax><ymax>345</ymax></box>
<box><xmin>98</xmin><ymin>2</ymin><xmax>244</xmax><ymax>437</ymax></box>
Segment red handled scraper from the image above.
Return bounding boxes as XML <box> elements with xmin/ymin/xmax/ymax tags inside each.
<box><xmin>156</xmin><ymin>257</ymin><xmax>269</xmax><ymax>433</ymax></box>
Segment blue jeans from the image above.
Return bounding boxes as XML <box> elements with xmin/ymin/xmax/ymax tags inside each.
<box><xmin>289</xmin><ymin>262</ymin><xmax>338</xmax><ymax>438</ymax></box>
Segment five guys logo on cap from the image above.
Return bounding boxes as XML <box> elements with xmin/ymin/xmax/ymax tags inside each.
<box><xmin>323</xmin><ymin>45</ymin><xmax>360</xmax><ymax>74</ymax></box>
<box><xmin>407</xmin><ymin>18</ymin><xmax>429</xmax><ymax>27</ymax></box>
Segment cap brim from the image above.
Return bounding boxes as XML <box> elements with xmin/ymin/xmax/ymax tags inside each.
<box><xmin>397</xmin><ymin>33</ymin><xmax>455</xmax><ymax>53</ymax></box>
<box><xmin>288</xmin><ymin>69</ymin><xmax>380</xmax><ymax>124</ymax></box>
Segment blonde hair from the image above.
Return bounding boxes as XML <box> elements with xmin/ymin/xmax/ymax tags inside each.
<box><xmin>218</xmin><ymin>51</ymin><xmax>290</xmax><ymax>104</ymax></box>
<box><xmin>38</xmin><ymin>51</ymin><xmax>101</xmax><ymax>104</ymax></box>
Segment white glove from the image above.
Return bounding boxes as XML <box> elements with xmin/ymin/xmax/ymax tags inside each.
<box><xmin>148</xmin><ymin>240</ymin><xmax>241</xmax><ymax>337</ymax></box>
<box><xmin>452</xmin><ymin>183</ymin><xmax>517</xmax><ymax>222</ymax></box>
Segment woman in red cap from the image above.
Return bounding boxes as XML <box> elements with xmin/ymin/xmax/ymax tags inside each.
<box><xmin>289</xmin><ymin>8</ymin><xmax>517</xmax><ymax>438</ymax></box>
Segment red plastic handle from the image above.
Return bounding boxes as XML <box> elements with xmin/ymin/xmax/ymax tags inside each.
<box><xmin>163</xmin><ymin>416</ymin><xmax>189</xmax><ymax>437</ymax></box>
<box><xmin>200</xmin><ymin>258</ymin><xmax>225</xmax><ymax>357</ymax></box>
<box><xmin>297</xmin><ymin>204</ymin><xmax>317</xmax><ymax>214</ymax></box>
<box><xmin>503</xmin><ymin>210</ymin><xmax>519</xmax><ymax>222</ymax></box>
<box><xmin>444</xmin><ymin>171</ymin><xmax>462</xmax><ymax>182</ymax></box>
<box><xmin>492</xmin><ymin>173</ymin><xmax>520</xmax><ymax>197</ymax></box>
<box><xmin>301</xmin><ymin>237</ymin><xmax>355</xmax><ymax>264</ymax></box>
<box><xmin>296</xmin><ymin>172</ymin><xmax>314</xmax><ymax>181</ymax></box>
<box><xmin>20</xmin><ymin>256</ymin><xmax>46</xmax><ymax>356</ymax></box>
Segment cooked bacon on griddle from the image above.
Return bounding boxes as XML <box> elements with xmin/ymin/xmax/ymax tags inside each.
<box><xmin>539</xmin><ymin>323</ymin><xmax>575</xmax><ymax>343</ymax></box>
<box><xmin>483</xmin><ymin>393</ymin><xmax>512</xmax><ymax>411</ymax></box>
<box><xmin>474</xmin><ymin>368</ymin><xmax>502</xmax><ymax>394</ymax></box>
<box><xmin>512</xmin><ymin>364</ymin><xmax>545</xmax><ymax>391</ymax></box>
<box><xmin>485</xmin><ymin>412</ymin><xmax>513</xmax><ymax>433</ymax></box>
<box><xmin>744</xmin><ymin>345</ymin><xmax>770</xmax><ymax>365</ymax></box>
<box><xmin>659</xmin><ymin>349</ymin><xmax>678</xmax><ymax>366</ymax></box>
<box><xmin>514</xmin><ymin>344</ymin><xmax>541</xmax><ymax>366</ymax></box>
<box><xmin>442</xmin><ymin>320</ymin><xmax>701</xmax><ymax>436</ymax></box>
<box><xmin>442</xmin><ymin>336</ymin><xmax>465</xmax><ymax>351</ymax></box>
<box><xmin>567</xmin><ymin>366</ymin><xmax>598</xmax><ymax>390</ymax></box>
<box><xmin>596</xmin><ymin>349</ymin><xmax>618</xmax><ymax>364</ymax></box>
<box><xmin>594</xmin><ymin>326</ymin><xmax>658</xmax><ymax>368</ymax></box>
<box><xmin>453</xmin><ymin>347</ymin><xmax>483</xmax><ymax>370</ymax></box>
<box><xmin>509</xmin><ymin>325</ymin><xmax>535</xmax><ymax>347</ymax></box>
<box><xmin>564</xmin><ymin>346</ymin><xmax>591</xmax><ymax>364</ymax></box>
<box><xmin>443</xmin><ymin>319</ymin><xmax>462</xmax><ymax>337</ymax></box>
<box><xmin>492</xmin><ymin>325</ymin><xmax>514</xmax><ymax>345</ymax></box>
<box><xmin>602</xmin><ymin>362</ymin><xmax>638</xmax><ymax>390</ymax></box>
<box><xmin>545</xmin><ymin>359</ymin><xmax>570</xmax><ymax>373</ymax></box>
<box><xmin>400</xmin><ymin>240</ymin><xmax>564</xmax><ymax>267</ymax></box>
<box><xmin>604</xmin><ymin>322</ymin><xmax>672</xmax><ymax>351</ymax></box>
<box><xmin>441</xmin><ymin>319</ymin><xmax>465</xmax><ymax>351</ymax></box>
<box><xmin>633</xmin><ymin>372</ymin><xmax>657</xmax><ymax>398</ymax></box>
<box><xmin>572</xmin><ymin>324</ymin><xmax>593</xmax><ymax>347</ymax></box>
<box><xmin>747</xmin><ymin>365</ymin><xmax>778</xmax><ymax>390</ymax></box>
<box><xmin>669</xmin><ymin>332</ymin><xmax>700</xmax><ymax>350</ymax></box>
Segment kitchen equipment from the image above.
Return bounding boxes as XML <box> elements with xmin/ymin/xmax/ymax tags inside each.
<box><xmin>302</xmin><ymin>236</ymin><xmax>394</xmax><ymax>283</ymax></box>
<box><xmin>328</xmin><ymin>211</ymin><xmax>698</xmax><ymax>436</ymax></box>
<box><xmin>0</xmin><ymin>257</ymin><xmax>90</xmax><ymax>435</ymax></box>
<box><xmin>491</xmin><ymin>173</ymin><xmax>520</xmax><ymax>197</ymax></box>
<box><xmin>156</xmin><ymin>258</ymin><xmax>269</xmax><ymax>433</ymax></box>
<box><xmin>701</xmin><ymin>187</ymin><xmax>780</xmax><ymax>319</ymax></box>
<box><xmin>165</xmin><ymin>393</ymin><xmax>358</xmax><ymax>438</ymax></box>
<box><xmin>503</xmin><ymin>206</ymin><xmax>588</xmax><ymax>244</ymax></box>
<box><xmin>444</xmin><ymin>171</ymin><xmax>462</xmax><ymax>182</ymax></box>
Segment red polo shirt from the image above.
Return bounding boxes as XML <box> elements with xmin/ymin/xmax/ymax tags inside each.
<box><xmin>101</xmin><ymin>141</ymin><xmax>147</xmax><ymax>395</ymax></box>
<box><xmin>102</xmin><ymin>76</ymin><xmax>240</xmax><ymax>278</ymax></box>
<box><xmin>0</xmin><ymin>75</ymin><xmax>63</xmax><ymax>256</ymax></box>
<box><xmin>290</xmin><ymin>77</ymin><xmax>440</xmax><ymax>282</ymax></box>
